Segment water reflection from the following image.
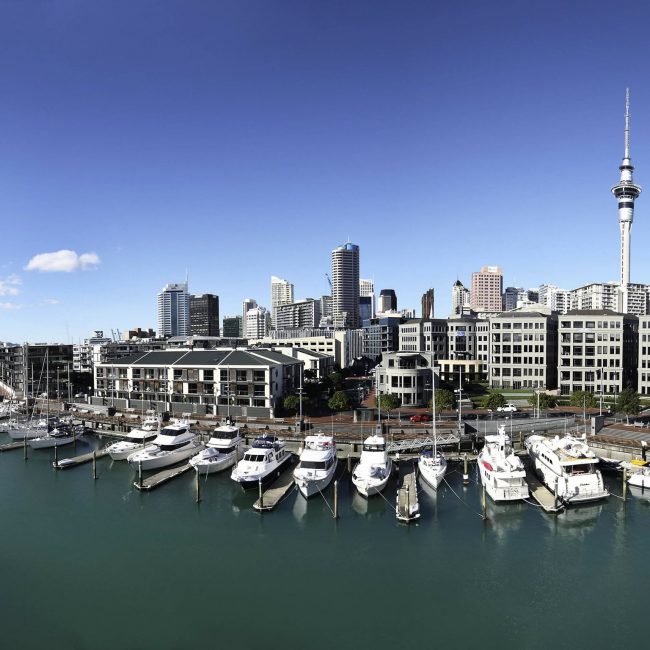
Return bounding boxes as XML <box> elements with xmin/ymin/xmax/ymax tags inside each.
<box><xmin>546</xmin><ymin>503</ymin><xmax>603</xmax><ymax>538</ymax></box>
<box><xmin>485</xmin><ymin>499</ymin><xmax>526</xmax><ymax>540</ymax></box>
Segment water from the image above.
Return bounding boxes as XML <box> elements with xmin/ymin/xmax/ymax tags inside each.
<box><xmin>1</xmin><ymin>432</ymin><xmax>647</xmax><ymax>650</ymax></box>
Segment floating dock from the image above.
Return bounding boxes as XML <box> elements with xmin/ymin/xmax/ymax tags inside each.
<box><xmin>396</xmin><ymin>461</ymin><xmax>420</xmax><ymax>522</ymax></box>
<box><xmin>253</xmin><ymin>466</ymin><xmax>296</xmax><ymax>512</ymax></box>
<box><xmin>525</xmin><ymin>468</ymin><xmax>564</xmax><ymax>513</ymax></box>
<box><xmin>53</xmin><ymin>448</ymin><xmax>109</xmax><ymax>469</ymax></box>
<box><xmin>134</xmin><ymin>462</ymin><xmax>193</xmax><ymax>491</ymax></box>
<box><xmin>0</xmin><ymin>440</ymin><xmax>26</xmax><ymax>452</ymax></box>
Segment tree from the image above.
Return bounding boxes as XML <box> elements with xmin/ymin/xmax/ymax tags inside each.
<box><xmin>570</xmin><ymin>391</ymin><xmax>598</xmax><ymax>409</ymax></box>
<box><xmin>377</xmin><ymin>393</ymin><xmax>401</xmax><ymax>413</ymax></box>
<box><xmin>283</xmin><ymin>395</ymin><xmax>300</xmax><ymax>414</ymax></box>
<box><xmin>617</xmin><ymin>387</ymin><xmax>640</xmax><ymax>424</ymax></box>
<box><xmin>303</xmin><ymin>369</ymin><xmax>316</xmax><ymax>381</ymax></box>
<box><xmin>429</xmin><ymin>389</ymin><xmax>456</xmax><ymax>414</ymax></box>
<box><xmin>328</xmin><ymin>390</ymin><xmax>351</xmax><ymax>411</ymax></box>
<box><xmin>527</xmin><ymin>393</ymin><xmax>557</xmax><ymax>409</ymax></box>
<box><xmin>485</xmin><ymin>391</ymin><xmax>507</xmax><ymax>410</ymax></box>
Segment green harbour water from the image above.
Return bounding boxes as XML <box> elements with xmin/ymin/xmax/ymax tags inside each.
<box><xmin>1</xmin><ymin>432</ymin><xmax>647</xmax><ymax>650</ymax></box>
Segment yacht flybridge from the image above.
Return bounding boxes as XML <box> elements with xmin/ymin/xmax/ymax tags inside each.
<box><xmin>107</xmin><ymin>427</ymin><xmax>160</xmax><ymax>461</ymax></box>
<box><xmin>127</xmin><ymin>420</ymin><xmax>203</xmax><ymax>470</ymax></box>
<box><xmin>230</xmin><ymin>435</ymin><xmax>292</xmax><ymax>489</ymax></box>
<box><xmin>190</xmin><ymin>420</ymin><xmax>245</xmax><ymax>475</ymax></box>
<box><xmin>478</xmin><ymin>426</ymin><xmax>529</xmax><ymax>502</ymax></box>
<box><xmin>293</xmin><ymin>433</ymin><xmax>338</xmax><ymax>498</ymax></box>
<box><xmin>526</xmin><ymin>434</ymin><xmax>609</xmax><ymax>505</ymax></box>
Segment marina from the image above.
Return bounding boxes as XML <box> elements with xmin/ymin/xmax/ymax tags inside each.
<box><xmin>253</xmin><ymin>463</ymin><xmax>296</xmax><ymax>511</ymax></box>
<box><xmin>134</xmin><ymin>461</ymin><xmax>194</xmax><ymax>491</ymax></box>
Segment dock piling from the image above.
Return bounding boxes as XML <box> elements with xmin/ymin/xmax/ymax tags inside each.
<box><xmin>347</xmin><ymin>453</ymin><xmax>351</xmax><ymax>474</ymax></box>
<box><xmin>481</xmin><ymin>484</ymin><xmax>487</xmax><ymax>521</ymax></box>
<box><xmin>92</xmin><ymin>451</ymin><xmax>97</xmax><ymax>480</ymax></box>
<box><xmin>258</xmin><ymin>478</ymin><xmax>264</xmax><ymax>511</ymax></box>
<box><xmin>463</xmin><ymin>453</ymin><xmax>469</xmax><ymax>486</ymax></box>
<box><xmin>554</xmin><ymin>477</ymin><xmax>559</xmax><ymax>510</ymax></box>
<box><xmin>23</xmin><ymin>435</ymin><xmax>28</xmax><ymax>461</ymax></box>
<box><xmin>54</xmin><ymin>443</ymin><xmax>58</xmax><ymax>466</ymax></box>
<box><xmin>333</xmin><ymin>480</ymin><xmax>339</xmax><ymax>519</ymax></box>
<box><xmin>623</xmin><ymin>467</ymin><xmax>627</xmax><ymax>502</ymax></box>
<box><xmin>196</xmin><ymin>468</ymin><xmax>201</xmax><ymax>503</ymax></box>
<box><xmin>138</xmin><ymin>460</ymin><xmax>143</xmax><ymax>489</ymax></box>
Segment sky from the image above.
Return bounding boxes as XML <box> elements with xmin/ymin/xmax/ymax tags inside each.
<box><xmin>1</xmin><ymin>0</ymin><xmax>650</xmax><ymax>343</ymax></box>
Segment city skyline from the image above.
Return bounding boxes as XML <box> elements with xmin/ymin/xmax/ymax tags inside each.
<box><xmin>1</xmin><ymin>2</ymin><xmax>649</xmax><ymax>342</ymax></box>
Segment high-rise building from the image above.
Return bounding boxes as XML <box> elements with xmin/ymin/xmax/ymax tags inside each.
<box><xmin>222</xmin><ymin>315</ymin><xmax>242</xmax><ymax>338</ymax></box>
<box><xmin>359</xmin><ymin>296</ymin><xmax>373</xmax><ymax>324</ymax></box>
<box><xmin>274</xmin><ymin>299</ymin><xmax>321</xmax><ymax>330</ymax></box>
<box><xmin>377</xmin><ymin>289</ymin><xmax>397</xmax><ymax>314</ymax></box>
<box><xmin>157</xmin><ymin>282</ymin><xmax>189</xmax><ymax>337</ymax></box>
<box><xmin>612</xmin><ymin>89</ymin><xmax>642</xmax><ymax>313</ymax></box>
<box><xmin>270</xmin><ymin>276</ymin><xmax>294</xmax><ymax>327</ymax></box>
<box><xmin>242</xmin><ymin>298</ymin><xmax>257</xmax><ymax>328</ymax></box>
<box><xmin>189</xmin><ymin>294</ymin><xmax>220</xmax><ymax>337</ymax></box>
<box><xmin>331</xmin><ymin>242</ymin><xmax>360</xmax><ymax>328</ymax></box>
<box><xmin>359</xmin><ymin>278</ymin><xmax>375</xmax><ymax>321</ymax></box>
<box><xmin>470</xmin><ymin>266</ymin><xmax>503</xmax><ymax>313</ymax></box>
<box><xmin>451</xmin><ymin>280</ymin><xmax>470</xmax><ymax>315</ymax></box>
<box><xmin>245</xmin><ymin>306</ymin><xmax>270</xmax><ymax>338</ymax></box>
<box><xmin>421</xmin><ymin>288</ymin><xmax>434</xmax><ymax>319</ymax></box>
<box><xmin>359</xmin><ymin>278</ymin><xmax>374</xmax><ymax>297</ymax></box>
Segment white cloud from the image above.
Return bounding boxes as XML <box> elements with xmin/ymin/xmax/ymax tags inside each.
<box><xmin>0</xmin><ymin>302</ymin><xmax>22</xmax><ymax>310</ymax></box>
<box><xmin>25</xmin><ymin>250</ymin><xmax>101</xmax><ymax>272</ymax></box>
<box><xmin>43</xmin><ymin>298</ymin><xmax>61</xmax><ymax>305</ymax></box>
<box><xmin>0</xmin><ymin>274</ymin><xmax>21</xmax><ymax>296</ymax></box>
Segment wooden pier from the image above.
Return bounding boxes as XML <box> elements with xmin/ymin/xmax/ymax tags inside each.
<box><xmin>253</xmin><ymin>466</ymin><xmax>296</xmax><ymax>512</ymax></box>
<box><xmin>396</xmin><ymin>461</ymin><xmax>420</xmax><ymax>522</ymax></box>
<box><xmin>134</xmin><ymin>462</ymin><xmax>194</xmax><ymax>491</ymax></box>
<box><xmin>53</xmin><ymin>448</ymin><xmax>109</xmax><ymax>469</ymax></box>
<box><xmin>525</xmin><ymin>468</ymin><xmax>564</xmax><ymax>513</ymax></box>
<box><xmin>0</xmin><ymin>440</ymin><xmax>25</xmax><ymax>452</ymax></box>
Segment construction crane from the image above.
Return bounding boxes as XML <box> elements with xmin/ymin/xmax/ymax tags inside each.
<box><xmin>325</xmin><ymin>273</ymin><xmax>332</xmax><ymax>291</ymax></box>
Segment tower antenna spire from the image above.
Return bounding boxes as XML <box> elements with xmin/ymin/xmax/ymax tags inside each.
<box><xmin>625</xmin><ymin>87</ymin><xmax>630</xmax><ymax>160</ymax></box>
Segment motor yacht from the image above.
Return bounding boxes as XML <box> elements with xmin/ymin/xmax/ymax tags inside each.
<box><xmin>352</xmin><ymin>434</ymin><xmax>392</xmax><ymax>497</ymax></box>
<box><xmin>230</xmin><ymin>435</ymin><xmax>292</xmax><ymax>489</ymax></box>
<box><xmin>526</xmin><ymin>434</ymin><xmax>609</xmax><ymax>505</ymax></box>
<box><xmin>107</xmin><ymin>427</ymin><xmax>160</xmax><ymax>461</ymax></box>
<box><xmin>293</xmin><ymin>433</ymin><xmax>338</xmax><ymax>498</ymax></box>
<box><xmin>127</xmin><ymin>420</ymin><xmax>203</xmax><ymax>470</ymax></box>
<box><xmin>478</xmin><ymin>425</ymin><xmax>529</xmax><ymax>502</ymax></box>
<box><xmin>624</xmin><ymin>460</ymin><xmax>650</xmax><ymax>488</ymax></box>
<box><xmin>190</xmin><ymin>421</ymin><xmax>245</xmax><ymax>475</ymax></box>
<box><xmin>28</xmin><ymin>422</ymin><xmax>85</xmax><ymax>448</ymax></box>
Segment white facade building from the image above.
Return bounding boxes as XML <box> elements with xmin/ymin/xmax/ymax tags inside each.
<box><xmin>271</xmin><ymin>276</ymin><xmax>294</xmax><ymax>328</ymax></box>
<box><xmin>331</xmin><ymin>242</ymin><xmax>360</xmax><ymax>328</ymax></box>
<box><xmin>157</xmin><ymin>282</ymin><xmax>190</xmax><ymax>337</ymax></box>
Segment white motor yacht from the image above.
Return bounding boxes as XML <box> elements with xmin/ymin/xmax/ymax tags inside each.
<box><xmin>29</xmin><ymin>423</ymin><xmax>85</xmax><ymax>448</ymax></box>
<box><xmin>526</xmin><ymin>434</ymin><xmax>609</xmax><ymax>505</ymax></box>
<box><xmin>107</xmin><ymin>428</ymin><xmax>160</xmax><ymax>461</ymax></box>
<box><xmin>293</xmin><ymin>433</ymin><xmax>338</xmax><ymax>498</ymax></box>
<box><xmin>231</xmin><ymin>435</ymin><xmax>292</xmax><ymax>489</ymax></box>
<box><xmin>624</xmin><ymin>460</ymin><xmax>650</xmax><ymax>488</ymax></box>
<box><xmin>352</xmin><ymin>434</ymin><xmax>392</xmax><ymax>497</ymax></box>
<box><xmin>127</xmin><ymin>421</ymin><xmax>203</xmax><ymax>470</ymax></box>
<box><xmin>190</xmin><ymin>421</ymin><xmax>245</xmax><ymax>475</ymax></box>
<box><xmin>140</xmin><ymin>416</ymin><xmax>160</xmax><ymax>431</ymax></box>
<box><xmin>478</xmin><ymin>426</ymin><xmax>529</xmax><ymax>502</ymax></box>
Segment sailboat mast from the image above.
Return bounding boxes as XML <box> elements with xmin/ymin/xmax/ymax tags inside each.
<box><xmin>432</xmin><ymin>359</ymin><xmax>437</xmax><ymax>456</ymax></box>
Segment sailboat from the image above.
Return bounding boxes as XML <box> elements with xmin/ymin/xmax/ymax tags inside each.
<box><xmin>418</xmin><ymin>365</ymin><xmax>447</xmax><ymax>489</ymax></box>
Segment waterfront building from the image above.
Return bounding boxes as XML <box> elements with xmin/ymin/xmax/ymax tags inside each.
<box><xmin>73</xmin><ymin>331</ymin><xmax>112</xmax><ymax>373</ymax></box>
<box><xmin>157</xmin><ymin>282</ymin><xmax>190</xmax><ymax>338</ymax></box>
<box><xmin>222</xmin><ymin>315</ymin><xmax>242</xmax><ymax>338</ymax></box>
<box><xmin>557</xmin><ymin>310</ymin><xmax>637</xmax><ymax>396</ymax></box>
<box><xmin>488</xmin><ymin>308</ymin><xmax>558</xmax><ymax>390</ymax></box>
<box><xmin>637</xmin><ymin>316</ymin><xmax>650</xmax><ymax>395</ymax></box>
<box><xmin>470</xmin><ymin>266</ymin><xmax>503</xmax><ymax>313</ymax></box>
<box><xmin>398</xmin><ymin>319</ymin><xmax>448</xmax><ymax>357</ymax></box>
<box><xmin>189</xmin><ymin>294</ymin><xmax>220</xmax><ymax>337</ymax></box>
<box><xmin>421</xmin><ymin>288</ymin><xmax>434</xmax><ymax>319</ymax></box>
<box><xmin>452</xmin><ymin>280</ymin><xmax>471</xmax><ymax>315</ymax></box>
<box><xmin>612</xmin><ymin>89</ymin><xmax>642</xmax><ymax>314</ymax></box>
<box><xmin>362</xmin><ymin>315</ymin><xmax>403</xmax><ymax>362</ymax></box>
<box><xmin>93</xmin><ymin>348</ymin><xmax>302</xmax><ymax>418</ymax></box>
<box><xmin>375</xmin><ymin>352</ymin><xmax>437</xmax><ymax>407</ymax></box>
<box><xmin>274</xmin><ymin>299</ymin><xmax>321</xmax><ymax>330</ymax></box>
<box><xmin>271</xmin><ymin>276</ymin><xmax>294</xmax><ymax>328</ymax></box>
<box><xmin>331</xmin><ymin>242</ymin><xmax>360</xmax><ymax>328</ymax></box>
<box><xmin>446</xmin><ymin>314</ymin><xmax>488</xmax><ymax>361</ymax></box>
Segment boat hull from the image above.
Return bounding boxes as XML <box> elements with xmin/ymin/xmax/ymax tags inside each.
<box><xmin>352</xmin><ymin>461</ymin><xmax>392</xmax><ymax>498</ymax></box>
<box><xmin>127</xmin><ymin>442</ymin><xmax>204</xmax><ymax>471</ymax></box>
<box><xmin>477</xmin><ymin>459</ymin><xmax>529</xmax><ymax>502</ymax></box>
<box><xmin>190</xmin><ymin>452</ymin><xmax>238</xmax><ymax>475</ymax></box>
<box><xmin>294</xmin><ymin>463</ymin><xmax>337</xmax><ymax>498</ymax></box>
<box><xmin>28</xmin><ymin>432</ymin><xmax>83</xmax><ymax>449</ymax></box>
<box><xmin>418</xmin><ymin>457</ymin><xmax>446</xmax><ymax>490</ymax></box>
<box><xmin>108</xmin><ymin>443</ymin><xmax>146</xmax><ymax>461</ymax></box>
<box><xmin>232</xmin><ymin>453</ymin><xmax>293</xmax><ymax>489</ymax></box>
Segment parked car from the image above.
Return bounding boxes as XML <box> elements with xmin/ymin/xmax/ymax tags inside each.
<box><xmin>410</xmin><ymin>414</ymin><xmax>431</xmax><ymax>423</ymax></box>
<box><xmin>497</xmin><ymin>404</ymin><xmax>517</xmax><ymax>413</ymax></box>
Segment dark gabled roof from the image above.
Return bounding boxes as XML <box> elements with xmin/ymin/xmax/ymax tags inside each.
<box><xmin>174</xmin><ymin>350</ymin><xmax>230</xmax><ymax>366</ymax></box>
<box><xmin>564</xmin><ymin>309</ymin><xmax>622</xmax><ymax>316</ymax></box>
<box><xmin>109</xmin><ymin>351</ymin><xmax>155</xmax><ymax>365</ymax></box>
<box><xmin>248</xmin><ymin>349</ymin><xmax>301</xmax><ymax>365</ymax></box>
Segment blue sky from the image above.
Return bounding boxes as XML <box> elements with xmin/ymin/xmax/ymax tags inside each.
<box><xmin>1</xmin><ymin>0</ymin><xmax>650</xmax><ymax>343</ymax></box>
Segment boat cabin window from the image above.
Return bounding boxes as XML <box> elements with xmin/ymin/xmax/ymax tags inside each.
<box><xmin>218</xmin><ymin>446</ymin><xmax>236</xmax><ymax>455</ymax></box>
<box><xmin>159</xmin><ymin>441</ymin><xmax>188</xmax><ymax>451</ymax></box>
<box><xmin>299</xmin><ymin>460</ymin><xmax>327</xmax><ymax>470</ymax></box>
<box><xmin>363</xmin><ymin>443</ymin><xmax>385</xmax><ymax>452</ymax></box>
<box><xmin>566</xmin><ymin>464</ymin><xmax>593</xmax><ymax>475</ymax></box>
<box><xmin>244</xmin><ymin>453</ymin><xmax>267</xmax><ymax>462</ymax></box>
<box><xmin>161</xmin><ymin>427</ymin><xmax>187</xmax><ymax>436</ymax></box>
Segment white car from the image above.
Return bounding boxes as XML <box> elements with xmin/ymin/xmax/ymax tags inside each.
<box><xmin>497</xmin><ymin>404</ymin><xmax>517</xmax><ymax>413</ymax></box>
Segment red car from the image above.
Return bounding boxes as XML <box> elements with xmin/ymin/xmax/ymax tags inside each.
<box><xmin>410</xmin><ymin>414</ymin><xmax>430</xmax><ymax>423</ymax></box>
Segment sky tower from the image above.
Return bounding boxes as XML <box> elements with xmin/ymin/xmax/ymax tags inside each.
<box><xmin>611</xmin><ymin>89</ymin><xmax>642</xmax><ymax>313</ymax></box>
